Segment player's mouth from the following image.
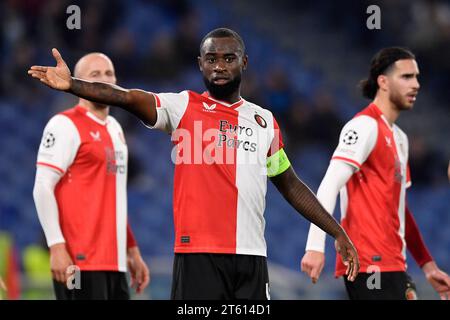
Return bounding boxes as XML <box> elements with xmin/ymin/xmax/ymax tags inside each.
<box><xmin>406</xmin><ymin>92</ymin><xmax>418</xmax><ymax>102</ymax></box>
<box><xmin>212</xmin><ymin>76</ymin><xmax>230</xmax><ymax>85</ymax></box>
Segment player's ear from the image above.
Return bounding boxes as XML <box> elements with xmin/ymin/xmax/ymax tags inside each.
<box><xmin>198</xmin><ymin>56</ymin><xmax>203</xmax><ymax>72</ymax></box>
<box><xmin>242</xmin><ymin>55</ymin><xmax>248</xmax><ymax>71</ymax></box>
<box><xmin>377</xmin><ymin>74</ymin><xmax>388</xmax><ymax>91</ymax></box>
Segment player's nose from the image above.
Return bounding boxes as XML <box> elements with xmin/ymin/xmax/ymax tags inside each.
<box><xmin>99</xmin><ymin>75</ymin><xmax>116</xmax><ymax>84</ymax></box>
<box><xmin>213</xmin><ymin>60</ymin><xmax>226</xmax><ymax>72</ymax></box>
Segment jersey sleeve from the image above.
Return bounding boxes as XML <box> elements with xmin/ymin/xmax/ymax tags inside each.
<box><xmin>267</xmin><ymin>117</ymin><xmax>285</xmax><ymax>157</ymax></box>
<box><xmin>406</xmin><ymin>163</ymin><xmax>412</xmax><ymax>188</ymax></box>
<box><xmin>267</xmin><ymin>117</ymin><xmax>290</xmax><ymax>177</ymax></box>
<box><xmin>331</xmin><ymin>115</ymin><xmax>378</xmax><ymax>170</ymax></box>
<box><xmin>36</xmin><ymin>114</ymin><xmax>80</xmax><ymax>174</ymax></box>
<box><xmin>127</xmin><ymin>223</ymin><xmax>137</xmax><ymax>248</ymax></box>
<box><xmin>144</xmin><ymin>90</ymin><xmax>190</xmax><ymax>133</ymax></box>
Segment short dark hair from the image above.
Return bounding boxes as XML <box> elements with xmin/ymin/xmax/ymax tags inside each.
<box><xmin>199</xmin><ymin>28</ymin><xmax>245</xmax><ymax>55</ymax></box>
<box><xmin>360</xmin><ymin>47</ymin><xmax>415</xmax><ymax>99</ymax></box>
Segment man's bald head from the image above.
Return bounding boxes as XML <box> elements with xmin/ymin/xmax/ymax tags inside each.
<box><xmin>73</xmin><ymin>52</ymin><xmax>117</xmax><ymax>84</ymax></box>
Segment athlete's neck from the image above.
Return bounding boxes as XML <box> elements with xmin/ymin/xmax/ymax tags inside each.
<box><xmin>209</xmin><ymin>91</ymin><xmax>241</xmax><ymax>104</ymax></box>
<box><xmin>372</xmin><ymin>96</ymin><xmax>400</xmax><ymax>126</ymax></box>
<box><xmin>78</xmin><ymin>99</ymin><xmax>109</xmax><ymax>121</ymax></box>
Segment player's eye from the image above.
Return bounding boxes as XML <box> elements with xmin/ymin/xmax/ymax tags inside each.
<box><xmin>225</xmin><ymin>57</ymin><xmax>235</xmax><ymax>63</ymax></box>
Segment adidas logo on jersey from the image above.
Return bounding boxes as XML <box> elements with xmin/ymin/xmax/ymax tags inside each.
<box><xmin>202</xmin><ymin>102</ymin><xmax>216</xmax><ymax>112</ymax></box>
<box><xmin>90</xmin><ymin>131</ymin><xmax>101</xmax><ymax>141</ymax></box>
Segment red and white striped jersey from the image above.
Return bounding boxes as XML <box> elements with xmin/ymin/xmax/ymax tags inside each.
<box><xmin>37</xmin><ymin>106</ymin><xmax>130</xmax><ymax>271</ymax></box>
<box><xmin>148</xmin><ymin>91</ymin><xmax>284</xmax><ymax>257</ymax></box>
<box><xmin>331</xmin><ymin>103</ymin><xmax>411</xmax><ymax>276</ymax></box>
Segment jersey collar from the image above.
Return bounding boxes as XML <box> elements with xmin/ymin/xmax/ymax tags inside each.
<box><xmin>370</xmin><ymin>103</ymin><xmax>393</xmax><ymax>132</ymax></box>
<box><xmin>75</xmin><ymin>105</ymin><xmax>109</xmax><ymax>126</ymax></box>
<box><xmin>201</xmin><ymin>92</ymin><xmax>244</xmax><ymax>109</ymax></box>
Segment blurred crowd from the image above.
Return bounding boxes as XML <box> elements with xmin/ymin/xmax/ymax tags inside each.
<box><xmin>1</xmin><ymin>0</ymin><xmax>448</xmax><ymax>188</ymax></box>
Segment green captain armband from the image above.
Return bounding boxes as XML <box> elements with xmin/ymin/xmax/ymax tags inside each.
<box><xmin>267</xmin><ymin>148</ymin><xmax>291</xmax><ymax>177</ymax></box>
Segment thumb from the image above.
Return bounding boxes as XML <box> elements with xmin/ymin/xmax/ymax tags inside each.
<box><xmin>52</xmin><ymin>48</ymin><xmax>64</xmax><ymax>65</ymax></box>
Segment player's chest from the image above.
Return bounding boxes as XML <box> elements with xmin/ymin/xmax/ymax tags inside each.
<box><xmin>181</xmin><ymin>103</ymin><xmax>271</xmax><ymax>145</ymax></box>
<box><xmin>371</xmin><ymin>126</ymin><xmax>407</xmax><ymax>180</ymax></box>
<box><xmin>76</xmin><ymin>124</ymin><xmax>127</xmax><ymax>166</ymax></box>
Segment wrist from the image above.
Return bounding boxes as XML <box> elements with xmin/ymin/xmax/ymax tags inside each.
<box><xmin>66</xmin><ymin>77</ymin><xmax>75</xmax><ymax>93</ymax></box>
<box><xmin>334</xmin><ymin>228</ymin><xmax>347</xmax><ymax>241</ymax></box>
<box><xmin>49</xmin><ymin>242</ymin><xmax>67</xmax><ymax>253</ymax></box>
<box><xmin>127</xmin><ymin>246</ymin><xmax>140</xmax><ymax>257</ymax></box>
<box><xmin>422</xmin><ymin>260</ymin><xmax>437</xmax><ymax>276</ymax></box>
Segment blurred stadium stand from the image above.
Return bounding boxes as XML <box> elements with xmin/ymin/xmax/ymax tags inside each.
<box><xmin>0</xmin><ymin>0</ymin><xmax>448</xmax><ymax>299</ymax></box>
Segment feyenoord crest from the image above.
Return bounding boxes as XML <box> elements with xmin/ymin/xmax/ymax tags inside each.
<box><xmin>254</xmin><ymin>114</ymin><xmax>267</xmax><ymax>128</ymax></box>
<box><xmin>42</xmin><ymin>132</ymin><xmax>55</xmax><ymax>148</ymax></box>
<box><xmin>343</xmin><ymin>130</ymin><xmax>358</xmax><ymax>145</ymax></box>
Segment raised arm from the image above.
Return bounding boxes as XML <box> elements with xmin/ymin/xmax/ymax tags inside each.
<box><xmin>270</xmin><ymin>165</ymin><xmax>359</xmax><ymax>281</ymax></box>
<box><xmin>28</xmin><ymin>48</ymin><xmax>157</xmax><ymax>126</ymax></box>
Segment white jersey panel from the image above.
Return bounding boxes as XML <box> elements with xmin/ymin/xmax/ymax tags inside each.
<box><xmin>37</xmin><ymin>114</ymin><xmax>81</xmax><ymax>173</ymax></box>
<box><xmin>148</xmin><ymin>91</ymin><xmax>190</xmax><ymax>133</ymax></box>
<box><xmin>393</xmin><ymin>125</ymin><xmax>409</xmax><ymax>262</ymax></box>
<box><xmin>107</xmin><ymin>116</ymin><xmax>129</xmax><ymax>272</ymax></box>
<box><xmin>332</xmin><ymin>115</ymin><xmax>378</xmax><ymax>169</ymax></box>
<box><xmin>235</xmin><ymin>101</ymin><xmax>274</xmax><ymax>256</ymax></box>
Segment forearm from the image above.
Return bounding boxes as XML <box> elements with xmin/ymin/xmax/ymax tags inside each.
<box><xmin>306</xmin><ymin>161</ymin><xmax>355</xmax><ymax>252</ymax></box>
<box><xmin>69</xmin><ymin>77</ymin><xmax>156</xmax><ymax>125</ymax></box>
<box><xmin>271</xmin><ymin>167</ymin><xmax>344</xmax><ymax>239</ymax></box>
<box><xmin>405</xmin><ymin>206</ymin><xmax>433</xmax><ymax>267</ymax></box>
<box><xmin>287</xmin><ymin>177</ymin><xmax>343</xmax><ymax>238</ymax></box>
<box><xmin>33</xmin><ymin>167</ymin><xmax>65</xmax><ymax>247</ymax></box>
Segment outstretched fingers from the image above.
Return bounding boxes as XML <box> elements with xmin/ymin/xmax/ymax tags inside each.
<box><xmin>30</xmin><ymin>65</ymin><xmax>48</xmax><ymax>72</ymax></box>
<box><xmin>28</xmin><ymin>70</ymin><xmax>45</xmax><ymax>79</ymax></box>
<box><xmin>52</xmin><ymin>48</ymin><xmax>64</xmax><ymax>65</ymax></box>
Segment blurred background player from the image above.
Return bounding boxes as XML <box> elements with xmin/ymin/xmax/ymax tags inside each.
<box><xmin>301</xmin><ymin>47</ymin><xmax>450</xmax><ymax>300</ymax></box>
<box><xmin>32</xmin><ymin>52</ymin><xmax>150</xmax><ymax>300</ymax></box>
<box><xmin>28</xmin><ymin>28</ymin><xmax>359</xmax><ymax>300</ymax></box>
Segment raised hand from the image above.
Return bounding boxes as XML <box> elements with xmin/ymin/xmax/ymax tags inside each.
<box><xmin>28</xmin><ymin>48</ymin><xmax>71</xmax><ymax>90</ymax></box>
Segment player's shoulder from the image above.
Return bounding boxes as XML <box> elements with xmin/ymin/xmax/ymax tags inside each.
<box><xmin>393</xmin><ymin>123</ymin><xmax>408</xmax><ymax>141</ymax></box>
<box><xmin>158</xmin><ymin>90</ymin><xmax>190</xmax><ymax>98</ymax></box>
<box><xmin>344</xmin><ymin>114</ymin><xmax>378</xmax><ymax>132</ymax></box>
<box><xmin>106</xmin><ymin>114</ymin><xmax>120</xmax><ymax>126</ymax></box>
<box><xmin>45</xmin><ymin>113</ymin><xmax>75</xmax><ymax>129</ymax></box>
<box><xmin>42</xmin><ymin>113</ymin><xmax>79</xmax><ymax>143</ymax></box>
<box><xmin>155</xmin><ymin>90</ymin><xmax>190</xmax><ymax>108</ymax></box>
<box><xmin>243</xmin><ymin>99</ymin><xmax>274</xmax><ymax>119</ymax></box>
<box><xmin>107</xmin><ymin>115</ymin><xmax>127</xmax><ymax>134</ymax></box>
